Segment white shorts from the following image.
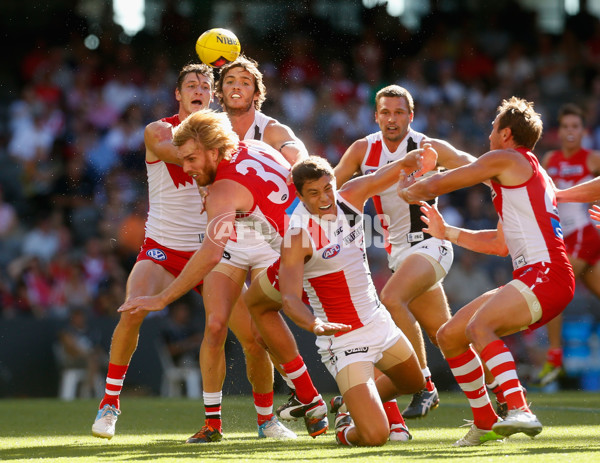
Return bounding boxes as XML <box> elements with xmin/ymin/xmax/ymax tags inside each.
<box><xmin>388</xmin><ymin>237</ymin><xmax>454</xmax><ymax>281</ymax></box>
<box><xmin>221</xmin><ymin>232</ymin><xmax>279</xmax><ymax>271</ymax></box>
<box><xmin>316</xmin><ymin>308</ymin><xmax>409</xmax><ymax>378</ymax></box>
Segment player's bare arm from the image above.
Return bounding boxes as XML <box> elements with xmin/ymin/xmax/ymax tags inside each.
<box><xmin>264</xmin><ymin>122</ymin><xmax>308</xmax><ymax>165</ymax></box>
<box><xmin>280</xmin><ymin>228</ymin><xmax>352</xmax><ymax>336</ymax></box>
<box><xmin>333</xmin><ymin>138</ymin><xmax>367</xmax><ymax>187</ymax></box>
<box><xmin>556</xmin><ymin>176</ymin><xmax>600</xmax><ymax>203</ymax></box>
<box><xmin>144</xmin><ymin>121</ymin><xmax>180</xmax><ymax>164</ymax></box>
<box><xmin>424</xmin><ymin>138</ymin><xmax>477</xmax><ymax>169</ymax></box>
<box><xmin>420</xmin><ymin>202</ymin><xmax>509</xmax><ymax>256</ymax></box>
<box><xmin>587</xmin><ymin>150</ymin><xmax>600</xmax><ymax>176</ymax></box>
<box><xmin>341</xmin><ymin>145</ymin><xmax>437</xmax><ymax>209</ymax></box>
<box><xmin>398</xmin><ymin>150</ymin><xmax>529</xmax><ymax>203</ymax></box>
<box><xmin>118</xmin><ymin>180</ymin><xmax>250</xmax><ymax>314</ymax></box>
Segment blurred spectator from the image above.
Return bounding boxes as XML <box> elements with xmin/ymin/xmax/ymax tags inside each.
<box><xmin>443</xmin><ymin>250</ymin><xmax>495</xmax><ymax>311</ymax></box>
<box><xmin>54</xmin><ymin>307</ymin><xmax>108</xmax><ymax>397</ymax></box>
<box><xmin>160</xmin><ymin>301</ymin><xmax>203</xmax><ymax>367</ymax></box>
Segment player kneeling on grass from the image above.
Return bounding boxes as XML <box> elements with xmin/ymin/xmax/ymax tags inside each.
<box><xmin>277</xmin><ymin>154</ymin><xmax>434</xmax><ymax>446</ymax></box>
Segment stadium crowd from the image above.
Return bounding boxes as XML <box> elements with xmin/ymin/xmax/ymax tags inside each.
<box><xmin>2</xmin><ymin>2</ymin><xmax>600</xmax><ymax>389</ymax></box>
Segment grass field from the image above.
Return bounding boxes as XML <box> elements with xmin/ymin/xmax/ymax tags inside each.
<box><xmin>1</xmin><ymin>392</ymin><xmax>599</xmax><ymax>462</ymax></box>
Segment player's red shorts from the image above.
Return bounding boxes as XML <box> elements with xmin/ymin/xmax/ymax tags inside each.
<box><xmin>136</xmin><ymin>237</ymin><xmax>203</xmax><ymax>294</ymax></box>
<box><xmin>266</xmin><ymin>258</ymin><xmax>310</xmax><ymax>305</ymax></box>
<box><xmin>514</xmin><ymin>261</ymin><xmax>574</xmax><ymax>331</ymax></box>
<box><xmin>564</xmin><ymin>224</ymin><xmax>600</xmax><ymax>266</ymax></box>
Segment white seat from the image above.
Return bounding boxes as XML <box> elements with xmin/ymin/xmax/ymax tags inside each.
<box><xmin>155</xmin><ymin>340</ymin><xmax>201</xmax><ymax>398</ymax></box>
<box><xmin>53</xmin><ymin>344</ymin><xmax>104</xmax><ymax>400</ymax></box>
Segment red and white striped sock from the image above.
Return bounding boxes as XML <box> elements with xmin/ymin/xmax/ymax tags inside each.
<box><xmin>253</xmin><ymin>390</ymin><xmax>274</xmax><ymax>425</ymax></box>
<box><xmin>446</xmin><ymin>347</ymin><xmax>497</xmax><ymax>429</ymax></box>
<box><xmin>281</xmin><ymin>355</ymin><xmax>319</xmax><ymax>405</ymax></box>
<box><xmin>203</xmin><ymin>391</ymin><xmax>223</xmax><ymax>432</ymax></box>
<box><xmin>480</xmin><ymin>340</ymin><xmax>529</xmax><ymax>412</ymax></box>
<box><xmin>99</xmin><ymin>363</ymin><xmax>128</xmax><ymax>410</ymax></box>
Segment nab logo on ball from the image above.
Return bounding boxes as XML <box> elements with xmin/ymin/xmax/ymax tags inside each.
<box><xmin>146</xmin><ymin>249</ymin><xmax>167</xmax><ymax>261</ymax></box>
<box><xmin>322</xmin><ymin>244</ymin><xmax>341</xmax><ymax>259</ymax></box>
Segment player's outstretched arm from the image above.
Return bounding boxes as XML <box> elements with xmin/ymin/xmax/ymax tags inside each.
<box><xmin>419</xmin><ymin>202</ymin><xmax>508</xmax><ymax>256</ymax></box>
<box><xmin>398</xmin><ymin>150</ymin><xmax>511</xmax><ymax>204</ymax></box>
<box><xmin>119</xmin><ymin>182</ymin><xmax>241</xmax><ymax>314</ymax></box>
<box><xmin>280</xmin><ymin>228</ymin><xmax>352</xmax><ymax>336</ymax></box>
<box><xmin>265</xmin><ymin>122</ymin><xmax>309</xmax><ymax>165</ymax></box>
<box><xmin>340</xmin><ymin>144</ymin><xmax>437</xmax><ymax>209</ymax></box>
<box><xmin>556</xmin><ymin>176</ymin><xmax>600</xmax><ymax>203</ymax></box>
<box><xmin>426</xmin><ymin>138</ymin><xmax>477</xmax><ymax>169</ymax></box>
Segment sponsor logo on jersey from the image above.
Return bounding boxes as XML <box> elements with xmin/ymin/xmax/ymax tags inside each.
<box><xmin>344</xmin><ymin>347</ymin><xmax>369</xmax><ymax>356</ymax></box>
<box><xmin>343</xmin><ymin>224</ymin><xmax>363</xmax><ymax>244</ymax></box>
<box><xmin>322</xmin><ymin>244</ymin><xmax>341</xmax><ymax>259</ymax></box>
<box><xmin>559</xmin><ymin>164</ymin><xmax>585</xmax><ymax>177</ymax></box>
<box><xmin>514</xmin><ymin>255</ymin><xmax>527</xmax><ymax>269</ymax></box>
<box><xmin>551</xmin><ymin>217</ymin><xmax>564</xmax><ymax>239</ymax></box>
<box><xmin>407</xmin><ymin>231</ymin><xmax>424</xmax><ymax>243</ymax></box>
<box><xmin>146</xmin><ymin>249</ymin><xmax>167</xmax><ymax>261</ymax></box>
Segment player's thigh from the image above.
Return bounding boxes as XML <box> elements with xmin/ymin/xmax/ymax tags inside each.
<box><xmin>382</xmin><ymin>253</ymin><xmax>437</xmax><ymax>304</ymax></box>
<box><xmin>468</xmin><ymin>284</ymin><xmax>534</xmax><ymax>338</ymax></box>
<box><xmin>203</xmin><ymin>264</ymin><xmax>246</xmax><ymax>321</ymax></box>
<box><xmin>376</xmin><ymin>338</ymin><xmax>424</xmax><ymax>395</ymax></box>
<box><xmin>126</xmin><ymin>260</ymin><xmax>175</xmax><ymax>299</ymax></box>
<box><xmin>437</xmin><ymin>289</ymin><xmax>498</xmax><ymax>347</ymax></box>
<box><xmin>244</xmin><ymin>268</ymin><xmax>282</xmax><ymax>316</ymax></box>
<box><xmin>337</xmin><ymin>364</ymin><xmax>388</xmax><ymax>439</ymax></box>
<box><xmin>409</xmin><ymin>285</ymin><xmax>451</xmax><ymax>339</ymax></box>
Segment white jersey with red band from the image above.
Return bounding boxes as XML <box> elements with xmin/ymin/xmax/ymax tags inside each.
<box><xmin>215</xmin><ymin>140</ymin><xmax>297</xmax><ymax>253</ymax></box>
<box><xmin>359</xmin><ymin>129</ymin><xmax>435</xmax><ymax>255</ymax></box>
<box><xmin>289</xmin><ymin>194</ymin><xmax>382</xmax><ymax>336</ymax></box>
<box><xmin>491</xmin><ymin>147</ymin><xmax>570</xmax><ymax>271</ymax></box>
<box><xmin>145</xmin><ymin>114</ymin><xmax>207</xmax><ymax>252</ymax></box>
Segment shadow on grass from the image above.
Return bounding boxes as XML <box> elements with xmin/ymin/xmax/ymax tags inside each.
<box><xmin>1</xmin><ymin>434</ymin><xmax>599</xmax><ymax>461</ymax></box>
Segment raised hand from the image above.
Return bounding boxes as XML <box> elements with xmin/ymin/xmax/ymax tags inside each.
<box><xmin>419</xmin><ymin>201</ymin><xmax>446</xmax><ymax>240</ymax></box>
<box><xmin>590</xmin><ymin>204</ymin><xmax>600</xmax><ymax>228</ymax></box>
<box><xmin>118</xmin><ymin>295</ymin><xmax>167</xmax><ymax>314</ymax></box>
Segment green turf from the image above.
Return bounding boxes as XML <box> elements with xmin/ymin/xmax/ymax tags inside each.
<box><xmin>0</xmin><ymin>392</ymin><xmax>599</xmax><ymax>462</ymax></box>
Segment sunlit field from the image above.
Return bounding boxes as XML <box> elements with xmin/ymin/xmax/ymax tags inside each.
<box><xmin>0</xmin><ymin>392</ymin><xmax>599</xmax><ymax>462</ymax></box>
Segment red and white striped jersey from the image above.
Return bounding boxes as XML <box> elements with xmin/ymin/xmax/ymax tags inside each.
<box><xmin>491</xmin><ymin>148</ymin><xmax>570</xmax><ymax>271</ymax></box>
<box><xmin>145</xmin><ymin>114</ymin><xmax>207</xmax><ymax>252</ymax></box>
<box><xmin>289</xmin><ymin>194</ymin><xmax>382</xmax><ymax>335</ymax></box>
<box><xmin>544</xmin><ymin>148</ymin><xmax>595</xmax><ymax>236</ymax></box>
<box><xmin>214</xmin><ymin>140</ymin><xmax>297</xmax><ymax>251</ymax></box>
<box><xmin>359</xmin><ymin>129</ymin><xmax>434</xmax><ymax>254</ymax></box>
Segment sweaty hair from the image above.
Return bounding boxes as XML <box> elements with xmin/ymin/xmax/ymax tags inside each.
<box><xmin>292</xmin><ymin>156</ymin><xmax>335</xmax><ymax>194</ymax></box>
<box><xmin>496</xmin><ymin>97</ymin><xmax>543</xmax><ymax>150</ymax></box>
<box><xmin>172</xmin><ymin>109</ymin><xmax>238</xmax><ymax>161</ymax></box>
<box><xmin>558</xmin><ymin>103</ymin><xmax>584</xmax><ymax>125</ymax></box>
<box><xmin>215</xmin><ymin>55</ymin><xmax>266</xmax><ymax>110</ymax></box>
<box><xmin>177</xmin><ymin>63</ymin><xmax>214</xmax><ymax>91</ymax></box>
<box><xmin>375</xmin><ymin>85</ymin><xmax>414</xmax><ymax>113</ymax></box>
